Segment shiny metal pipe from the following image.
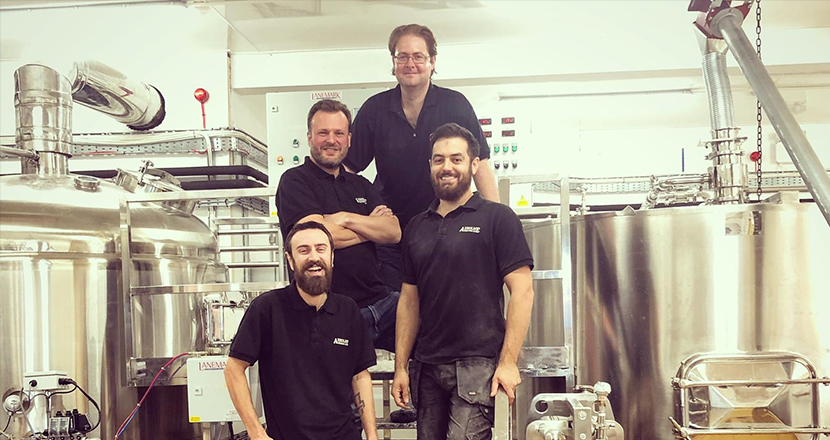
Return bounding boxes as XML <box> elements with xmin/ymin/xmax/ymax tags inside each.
<box><xmin>69</xmin><ymin>60</ymin><xmax>165</xmax><ymax>130</ymax></box>
<box><xmin>701</xmin><ymin>49</ymin><xmax>735</xmax><ymax>131</ymax></box>
<box><xmin>14</xmin><ymin>64</ymin><xmax>73</xmax><ymax>175</ymax></box>
<box><xmin>713</xmin><ymin>8</ymin><xmax>830</xmax><ymax>227</ymax></box>
<box><xmin>0</xmin><ymin>145</ymin><xmax>37</xmax><ymax>159</ymax></box>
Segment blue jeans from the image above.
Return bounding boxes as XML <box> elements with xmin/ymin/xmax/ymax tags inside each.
<box><xmin>411</xmin><ymin>358</ymin><xmax>496</xmax><ymax>440</ymax></box>
<box><xmin>359</xmin><ymin>290</ymin><xmax>400</xmax><ymax>352</ymax></box>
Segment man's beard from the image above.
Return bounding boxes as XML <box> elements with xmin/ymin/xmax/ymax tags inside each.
<box><xmin>432</xmin><ymin>167</ymin><xmax>472</xmax><ymax>202</ymax></box>
<box><xmin>311</xmin><ymin>145</ymin><xmax>343</xmax><ymax>170</ymax></box>
<box><xmin>294</xmin><ymin>258</ymin><xmax>332</xmax><ymax>296</ymax></box>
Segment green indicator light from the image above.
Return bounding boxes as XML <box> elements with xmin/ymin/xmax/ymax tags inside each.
<box><xmin>493</xmin><ymin>145</ymin><xmax>499</xmax><ymax>154</ymax></box>
<box><xmin>512</xmin><ymin>145</ymin><xmax>518</xmax><ymax>152</ymax></box>
<box><xmin>502</xmin><ymin>146</ymin><xmax>509</xmax><ymax>153</ymax></box>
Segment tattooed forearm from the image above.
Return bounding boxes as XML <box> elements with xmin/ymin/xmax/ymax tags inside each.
<box><xmin>354</xmin><ymin>392</ymin><xmax>366</xmax><ymax>416</ymax></box>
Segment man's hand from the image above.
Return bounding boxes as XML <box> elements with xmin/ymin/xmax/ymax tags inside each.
<box><xmin>325</xmin><ymin>211</ymin><xmax>353</xmax><ymax>227</ymax></box>
<box><xmin>249</xmin><ymin>435</ymin><xmax>274</xmax><ymax>440</ymax></box>
<box><xmin>391</xmin><ymin>369</ymin><xmax>412</xmax><ymax>409</ymax></box>
<box><xmin>490</xmin><ymin>361</ymin><xmax>521</xmax><ymax>405</ymax></box>
<box><xmin>370</xmin><ymin>205</ymin><xmax>394</xmax><ymax>217</ymax></box>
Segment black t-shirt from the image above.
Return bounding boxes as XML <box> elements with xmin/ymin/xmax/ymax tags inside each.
<box><xmin>344</xmin><ymin>83</ymin><xmax>491</xmax><ymax>229</ymax></box>
<box><xmin>276</xmin><ymin>158</ymin><xmax>388</xmax><ymax>307</ymax></box>
<box><xmin>402</xmin><ymin>194</ymin><xmax>533</xmax><ymax>364</ymax></box>
<box><xmin>228</xmin><ymin>283</ymin><xmax>376</xmax><ymax>440</ymax></box>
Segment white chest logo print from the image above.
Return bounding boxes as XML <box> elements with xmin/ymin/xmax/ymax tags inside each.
<box><xmin>459</xmin><ymin>226</ymin><xmax>481</xmax><ymax>234</ymax></box>
<box><xmin>355</xmin><ymin>197</ymin><xmax>367</xmax><ymax>204</ymax></box>
<box><xmin>333</xmin><ymin>337</ymin><xmax>350</xmax><ymax>346</ymax></box>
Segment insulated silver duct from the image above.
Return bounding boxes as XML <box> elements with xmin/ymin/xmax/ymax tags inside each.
<box><xmin>12</xmin><ymin>61</ymin><xmax>167</xmax><ymax>176</ymax></box>
<box><xmin>697</xmin><ymin>35</ymin><xmax>748</xmax><ymax>204</ymax></box>
<box><xmin>69</xmin><ymin>60</ymin><xmax>165</xmax><ymax>130</ymax></box>
<box><xmin>701</xmin><ymin>48</ymin><xmax>735</xmax><ymax>130</ymax></box>
<box><xmin>14</xmin><ymin>64</ymin><xmax>73</xmax><ymax>176</ymax></box>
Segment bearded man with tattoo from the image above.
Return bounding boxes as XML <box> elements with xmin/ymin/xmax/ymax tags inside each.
<box><xmin>225</xmin><ymin>222</ymin><xmax>379</xmax><ymax>440</ymax></box>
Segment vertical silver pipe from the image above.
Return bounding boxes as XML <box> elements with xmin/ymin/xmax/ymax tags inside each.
<box><xmin>559</xmin><ymin>176</ymin><xmax>574</xmax><ymax>390</ymax></box>
<box><xmin>699</xmin><ymin>36</ymin><xmax>747</xmax><ymax>204</ymax></box>
<box><xmin>713</xmin><ymin>8</ymin><xmax>830</xmax><ymax>227</ymax></box>
<box><xmin>14</xmin><ymin>64</ymin><xmax>73</xmax><ymax>176</ymax></box>
<box><xmin>701</xmin><ymin>49</ymin><xmax>735</xmax><ymax>131</ymax></box>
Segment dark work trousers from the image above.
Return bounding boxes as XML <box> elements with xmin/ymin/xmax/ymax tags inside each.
<box><xmin>411</xmin><ymin>358</ymin><xmax>496</xmax><ymax>440</ymax></box>
<box><xmin>377</xmin><ymin>243</ymin><xmax>404</xmax><ymax>293</ymax></box>
<box><xmin>359</xmin><ymin>290</ymin><xmax>400</xmax><ymax>352</ymax></box>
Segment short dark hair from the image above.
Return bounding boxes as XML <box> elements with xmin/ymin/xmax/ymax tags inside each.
<box><xmin>388</xmin><ymin>24</ymin><xmax>437</xmax><ymax>77</ymax></box>
<box><xmin>388</xmin><ymin>24</ymin><xmax>437</xmax><ymax>57</ymax></box>
<box><xmin>306</xmin><ymin>99</ymin><xmax>352</xmax><ymax>132</ymax></box>
<box><xmin>429</xmin><ymin>123</ymin><xmax>480</xmax><ymax>159</ymax></box>
<box><xmin>285</xmin><ymin>221</ymin><xmax>334</xmax><ymax>257</ymax></box>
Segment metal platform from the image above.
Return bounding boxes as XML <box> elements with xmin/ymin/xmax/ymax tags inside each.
<box><xmin>530</xmin><ymin>170</ymin><xmax>824</xmax><ymax>194</ymax></box>
<box><xmin>1</xmin><ymin>128</ymin><xmax>269</xmax><ymax>169</ymax></box>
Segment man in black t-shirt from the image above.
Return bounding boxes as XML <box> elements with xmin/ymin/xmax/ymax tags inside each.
<box><xmin>391</xmin><ymin>123</ymin><xmax>534</xmax><ymax>440</ymax></box>
<box><xmin>344</xmin><ymin>24</ymin><xmax>499</xmax><ymax>294</ymax></box>
<box><xmin>277</xmin><ymin>99</ymin><xmax>402</xmax><ymax>352</ymax></box>
<box><xmin>225</xmin><ymin>221</ymin><xmax>378</xmax><ymax>440</ymax></box>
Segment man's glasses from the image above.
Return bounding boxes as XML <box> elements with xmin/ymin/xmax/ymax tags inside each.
<box><xmin>393</xmin><ymin>53</ymin><xmax>429</xmax><ymax>65</ymax></box>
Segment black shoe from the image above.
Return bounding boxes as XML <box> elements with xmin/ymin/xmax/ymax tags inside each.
<box><xmin>389</xmin><ymin>408</ymin><xmax>417</xmax><ymax>423</ymax></box>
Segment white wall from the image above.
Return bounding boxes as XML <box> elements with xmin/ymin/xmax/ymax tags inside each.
<box><xmin>0</xmin><ymin>3</ymin><xmax>231</xmax><ymax>135</ymax></box>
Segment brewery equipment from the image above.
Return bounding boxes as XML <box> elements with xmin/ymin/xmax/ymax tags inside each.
<box><xmin>509</xmin><ymin>2</ymin><xmax>830</xmax><ymax>437</ymax></box>
<box><xmin>0</xmin><ymin>63</ymin><xmax>227</xmax><ymax>440</ymax></box>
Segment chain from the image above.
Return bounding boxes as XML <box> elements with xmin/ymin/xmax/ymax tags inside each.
<box><xmin>755</xmin><ymin>0</ymin><xmax>763</xmax><ymax>201</ymax></box>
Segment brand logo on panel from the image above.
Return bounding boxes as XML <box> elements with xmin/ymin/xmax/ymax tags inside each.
<box><xmin>459</xmin><ymin>226</ymin><xmax>481</xmax><ymax>234</ymax></box>
<box><xmin>333</xmin><ymin>337</ymin><xmax>350</xmax><ymax>346</ymax></box>
<box><xmin>355</xmin><ymin>197</ymin><xmax>367</xmax><ymax>204</ymax></box>
<box><xmin>312</xmin><ymin>91</ymin><xmax>342</xmax><ymax>101</ymax></box>
<box><xmin>198</xmin><ymin>360</ymin><xmax>227</xmax><ymax>370</ymax></box>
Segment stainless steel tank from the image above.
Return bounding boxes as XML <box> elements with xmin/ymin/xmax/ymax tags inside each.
<box><xmin>521</xmin><ymin>199</ymin><xmax>830</xmax><ymax>439</ymax></box>
<box><xmin>0</xmin><ymin>174</ymin><xmax>226</xmax><ymax>439</ymax></box>
<box><xmin>0</xmin><ymin>63</ymin><xmax>226</xmax><ymax>440</ymax></box>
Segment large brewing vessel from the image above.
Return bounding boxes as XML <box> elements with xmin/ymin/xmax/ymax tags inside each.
<box><xmin>522</xmin><ymin>199</ymin><xmax>830</xmax><ymax>439</ymax></box>
<box><xmin>0</xmin><ymin>64</ymin><xmax>226</xmax><ymax>439</ymax></box>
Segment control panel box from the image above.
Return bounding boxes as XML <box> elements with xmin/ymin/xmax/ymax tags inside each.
<box><xmin>24</xmin><ymin>371</ymin><xmax>70</xmax><ymax>392</ymax></box>
<box><xmin>187</xmin><ymin>356</ymin><xmax>261</xmax><ymax>423</ymax></box>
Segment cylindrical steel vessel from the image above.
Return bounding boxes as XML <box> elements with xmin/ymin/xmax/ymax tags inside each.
<box><xmin>521</xmin><ymin>200</ymin><xmax>830</xmax><ymax>439</ymax></box>
<box><xmin>0</xmin><ymin>173</ymin><xmax>226</xmax><ymax>439</ymax></box>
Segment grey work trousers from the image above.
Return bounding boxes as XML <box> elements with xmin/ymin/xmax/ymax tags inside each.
<box><xmin>411</xmin><ymin>357</ymin><xmax>496</xmax><ymax>440</ymax></box>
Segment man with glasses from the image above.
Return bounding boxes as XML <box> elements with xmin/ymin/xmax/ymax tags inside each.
<box><xmin>344</xmin><ymin>24</ymin><xmax>499</xmax><ymax>296</ymax></box>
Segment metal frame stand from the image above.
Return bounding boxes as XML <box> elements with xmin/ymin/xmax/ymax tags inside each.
<box><xmin>496</xmin><ymin>174</ymin><xmax>574</xmax><ymax>439</ymax></box>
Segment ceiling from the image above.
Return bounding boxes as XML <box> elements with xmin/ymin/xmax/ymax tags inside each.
<box><xmin>1</xmin><ymin>0</ymin><xmax>829</xmax><ymax>54</ymax></box>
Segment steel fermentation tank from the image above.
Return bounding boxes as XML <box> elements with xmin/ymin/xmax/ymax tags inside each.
<box><xmin>0</xmin><ymin>64</ymin><xmax>227</xmax><ymax>439</ymax></box>
<box><xmin>522</xmin><ymin>199</ymin><xmax>830</xmax><ymax>439</ymax></box>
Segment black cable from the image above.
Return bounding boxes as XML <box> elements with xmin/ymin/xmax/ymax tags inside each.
<box><xmin>1</xmin><ymin>415</ymin><xmax>11</xmax><ymax>436</ymax></box>
<box><xmin>68</xmin><ymin>380</ymin><xmax>101</xmax><ymax>433</ymax></box>
<box><xmin>228</xmin><ymin>421</ymin><xmax>234</xmax><ymax>440</ymax></box>
<box><xmin>49</xmin><ymin>385</ymin><xmax>79</xmax><ymax>396</ymax></box>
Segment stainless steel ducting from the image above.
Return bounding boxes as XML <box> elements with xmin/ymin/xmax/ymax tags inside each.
<box><xmin>14</xmin><ymin>64</ymin><xmax>73</xmax><ymax>175</ymax></box>
<box><xmin>69</xmin><ymin>60</ymin><xmax>165</xmax><ymax>131</ymax></box>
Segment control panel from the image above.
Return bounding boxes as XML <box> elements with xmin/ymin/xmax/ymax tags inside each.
<box><xmin>479</xmin><ymin>114</ymin><xmax>525</xmax><ymax>177</ymax></box>
<box><xmin>187</xmin><ymin>356</ymin><xmax>263</xmax><ymax>423</ymax></box>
